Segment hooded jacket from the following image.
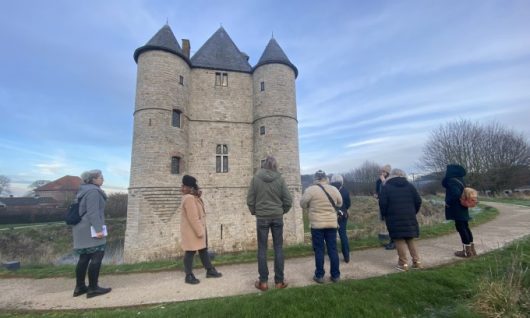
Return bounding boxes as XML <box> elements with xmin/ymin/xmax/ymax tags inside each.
<box><xmin>247</xmin><ymin>168</ymin><xmax>292</xmax><ymax>219</ymax></box>
<box><xmin>442</xmin><ymin>164</ymin><xmax>470</xmax><ymax>221</ymax></box>
<box><xmin>72</xmin><ymin>183</ymin><xmax>108</xmax><ymax>249</ymax></box>
<box><xmin>379</xmin><ymin>176</ymin><xmax>422</xmax><ymax>239</ymax></box>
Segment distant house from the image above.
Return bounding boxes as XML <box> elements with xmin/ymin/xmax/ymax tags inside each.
<box><xmin>34</xmin><ymin>175</ymin><xmax>81</xmax><ymax>205</ymax></box>
<box><xmin>0</xmin><ymin>196</ymin><xmax>61</xmax><ymax>224</ymax></box>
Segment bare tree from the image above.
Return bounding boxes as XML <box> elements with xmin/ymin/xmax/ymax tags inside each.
<box><xmin>343</xmin><ymin>161</ymin><xmax>381</xmax><ymax>195</ymax></box>
<box><xmin>0</xmin><ymin>175</ymin><xmax>11</xmax><ymax>196</ymax></box>
<box><xmin>420</xmin><ymin>120</ymin><xmax>530</xmax><ymax>191</ymax></box>
<box><xmin>105</xmin><ymin>193</ymin><xmax>128</xmax><ymax>218</ymax></box>
<box><xmin>25</xmin><ymin>180</ymin><xmax>52</xmax><ymax>197</ymax></box>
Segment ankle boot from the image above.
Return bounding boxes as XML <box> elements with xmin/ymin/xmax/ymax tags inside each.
<box><xmin>470</xmin><ymin>243</ymin><xmax>477</xmax><ymax>256</ymax></box>
<box><xmin>86</xmin><ymin>286</ymin><xmax>112</xmax><ymax>298</ymax></box>
<box><xmin>206</xmin><ymin>267</ymin><xmax>222</xmax><ymax>278</ymax></box>
<box><xmin>185</xmin><ymin>273</ymin><xmax>200</xmax><ymax>284</ymax></box>
<box><xmin>73</xmin><ymin>285</ymin><xmax>88</xmax><ymax>297</ymax></box>
<box><xmin>454</xmin><ymin>244</ymin><xmax>472</xmax><ymax>258</ymax></box>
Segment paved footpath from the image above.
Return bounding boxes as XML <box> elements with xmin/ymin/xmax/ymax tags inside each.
<box><xmin>1</xmin><ymin>202</ymin><xmax>529</xmax><ymax>310</ymax></box>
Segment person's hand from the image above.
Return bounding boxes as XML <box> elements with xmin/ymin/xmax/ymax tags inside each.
<box><xmin>96</xmin><ymin>232</ymin><xmax>104</xmax><ymax>239</ymax></box>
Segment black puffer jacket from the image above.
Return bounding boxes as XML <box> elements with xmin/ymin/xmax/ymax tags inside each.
<box><xmin>379</xmin><ymin>176</ymin><xmax>422</xmax><ymax>239</ymax></box>
<box><xmin>442</xmin><ymin>164</ymin><xmax>470</xmax><ymax>221</ymax></box>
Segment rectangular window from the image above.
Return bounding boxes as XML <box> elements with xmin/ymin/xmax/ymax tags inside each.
<box><xmin>215</xmin><ymin>72</ymin><xmax>228</xmax><ymax>86</ymax></box>
<box><xmin>179</xmin><ymin>75</ymin><xmax>184</xmax><ymax>85</ymax></box>
<box><xmin>259</xmin><ymin>126</ymin><xmax>265</xmax><ymax>135</ymax></box>
<box><xmin>216</xmin><ymin>144</ymin><xmax>229</xmax><ymax>173</ymax></box>
<box><xmin>172</xmin><ymin>110</ymin><xmax>181</xmax><ymax>128</ymax></box>
<box><xmin>260</xmin><ymin>159</ymin><xmax>266</xmax><ymax>168</ymax></box>
<box><xmin>171</xmin><ymin>157</ymin><xmax>180</xmax><ymax>174</ymax></box>
<box><xmin>260</xmin><ymin>81</ymin><xmax>265</xmax><ymax>91</ymax></box>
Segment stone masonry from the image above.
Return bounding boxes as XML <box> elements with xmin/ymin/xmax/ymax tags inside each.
<box><xmin>124</xmin><ymin>25</ymin><xmax>303</xmax><ymax>262</ymax></box>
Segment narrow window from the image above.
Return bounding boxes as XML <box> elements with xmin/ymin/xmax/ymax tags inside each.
<box><xmin>260</xmin><ymin>81</ymin><xmax>265</xmax><ymax>91</ymax></box>
<box><xmin>215</xmin><ymin>72</ymin><xmax>221</xmax><ymax>86</ymax></box>
<box><xmin>222</xmin><ymin>73</ymin><xmax>228</xmax><ymax>86</ymax></box>
<box><xmin>179</xmin><ymin>75</ymin><xmax>184</xmax><ymax>85</ymax></box>
<box><xmin>172</xmin><ymin>110</ymin><xmax>181</xmax><ymax>128</ymax></box>
<box><xmin>171</xmin><ymin>157</ymin><xmax>180</xmax><ymax>174</ymax></box>
<box><xmin>216</xmin><ymin>144</ymin><xmax>229</xmax><ymax>173</ymax></box>
<box><xmin>260</xmin><ymin>159</ymin><xmax>266</xmax><ymax>168</ymax></box>
<box><xmin>259</xmin><ymin>126</ymin><xmax>265</xmax><ymax>135</ymax></box>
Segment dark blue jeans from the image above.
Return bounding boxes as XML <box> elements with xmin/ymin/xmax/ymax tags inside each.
<box><xmin>311</xmin><ymin>228</ymin><xmax>340</xmax><ymax>279</ymax></box>
<box><xmin>257</xmin><ymin>217</ymin><xmax>284</xmax><ymax>284</ymax></box>
<box><xmin>338</xmin><ymin>217</ymin><xmax>350</xmax><ymax>261</ymax></box>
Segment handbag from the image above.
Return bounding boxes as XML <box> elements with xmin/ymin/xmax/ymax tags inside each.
<box><xmin>316</xmin><ymin>184</ymin><xmax>347</xmax><ymax>219</ymax></box>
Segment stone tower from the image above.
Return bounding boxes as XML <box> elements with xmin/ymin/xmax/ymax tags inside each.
<box><xmin>124</xmin><ymin>25</ymin><xmax>303</xmax><ymax>263</ymax></box>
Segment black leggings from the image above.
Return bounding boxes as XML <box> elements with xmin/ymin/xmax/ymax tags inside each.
<box><xmin>75</xmin><ymin>251</ymin><xmax>105</xmax><ymax>288</ymax></box>
<box><xmin>183</xmin><ymin>248</ymin><xmax>213</xmax><ymax>275</ymax></box>
<box><xmin>455</xmin><ymin>220</ymin><xmax>473</xmax><ymax>245</ymax></box>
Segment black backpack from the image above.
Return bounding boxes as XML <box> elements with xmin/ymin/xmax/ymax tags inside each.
<box><xmin>65</xmin><ymin>194</ymin><xmax>87</xmax><ymax>225</ymax></box>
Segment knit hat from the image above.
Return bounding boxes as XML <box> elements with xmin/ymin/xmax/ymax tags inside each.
<box><xmin>182</xmin><ymin>175</ymin><xmax>198</xmax><ymax>189</ymax></box>
<box><xmin>330</xmin><ymin>174</ymin><xmax>343</xmax><ymax>185</ymax></box>
<box><xmin>314</xmin><ymin>170</ymin><xmax>327</xmax><ymax>181</ymax></box>
<box><xmin>381</xmin><ymin>164</ymin><xmax>391</xmax><ymax>174</ymax></box>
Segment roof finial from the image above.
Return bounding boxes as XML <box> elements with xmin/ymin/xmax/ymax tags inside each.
<box><xmin>271</xmin><ymin>31</ymin><xmax>274</xmax><ymax>39</ymax></box>
<box><xmin>166</xmin><ymin>17</ymin><xmax>169</xmax><ymax>25</ymax></box>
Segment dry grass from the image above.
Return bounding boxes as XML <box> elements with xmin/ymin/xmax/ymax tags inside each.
<box><xmin>472</xmin><ymin>245</ymin><xmax>530</xmax><ymax>318</ymax></box>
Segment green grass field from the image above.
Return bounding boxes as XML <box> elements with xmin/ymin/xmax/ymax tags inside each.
<box><xmin>3</xmin><ymin>235</ymin><xmax>528</xmax><ymax>318</ymax></box>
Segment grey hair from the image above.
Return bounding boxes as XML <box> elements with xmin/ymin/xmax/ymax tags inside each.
<box><xmin>81</xmin><ymin>169</ymin><xmax>103</xmax><ymax>184</ymax></box>
<box><xmin>330</xmin><ymin>174</ymin><xmax>343</xmax><ymax>185</ymax></box>
<box><xmin>390</xmin><ymin>168</ymin><xmax>407</xmax><ymax>178</ymax></box>
<box><xmin>263</xmin><ymin>156</ymin><xmax>278</xmax><ymax>172</ymax></box>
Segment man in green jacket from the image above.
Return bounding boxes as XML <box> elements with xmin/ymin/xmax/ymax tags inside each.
<box><xmin>247</xmin><ymin>156</ymin><xmax>292</xmax><ymax>291</ymax></box>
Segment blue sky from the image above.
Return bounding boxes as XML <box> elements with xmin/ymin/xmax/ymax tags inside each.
<box><xmin>1</xmin><ymin>0</ymin><xmax>529</xmax><ymax>196</ymax></box>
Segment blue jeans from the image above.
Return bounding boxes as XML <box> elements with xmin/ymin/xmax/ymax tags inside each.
<box><xmin>311</xmin><ymin>228</ymin><xmax>340</xmax><ymax>279</ymax></box>
<box><xmin>338</xmin><ymin>217</ymin><xmax>350</xmax><ymax>261</ymax></box>
<box><xmin>256</xmin><ymin>217</ymin><xmax>284</xmax><ymax>283</ymax></box>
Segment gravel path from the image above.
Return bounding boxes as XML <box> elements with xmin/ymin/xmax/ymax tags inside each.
<box><xmin>1</xmin><ymin>202</ymin><xmax>528</xmax><ymax>310</ymax></box>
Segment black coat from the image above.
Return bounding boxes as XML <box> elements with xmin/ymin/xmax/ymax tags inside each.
<box><xmin>442</xmin><ymin>164</ymin><xmax>470</xmax><ymax>221</ymax></box>
<box><xmin>379</xmin><ymin>177</ymin><xmax>422</xmax><ymax>239</ymax></box>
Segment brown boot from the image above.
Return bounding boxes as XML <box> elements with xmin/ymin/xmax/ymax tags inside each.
<box><xmin>254</xmin><ymin>280</ymin><xmax>268</xmax><ymax>291</ymax></box>
<box><xmin>454</xmin><ymin>244</ymin><xmax>472</xmax><ymax>258</ymax></box>
<box><xmin>470</xmin><ymin>243</ymin><xmax>477</xmax><ymax>256</ymax></box>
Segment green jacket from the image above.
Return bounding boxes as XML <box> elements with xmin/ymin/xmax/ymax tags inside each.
<box><xmin>247</xmin><ymin>168</ymin><xmax>292</xmax><ymax>219</ymax></box>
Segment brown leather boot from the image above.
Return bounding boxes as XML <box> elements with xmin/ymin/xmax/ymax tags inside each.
<box><xmin>254</xmin><ymin>280</ymin><xmax>268</xmax><ymax>291</ymax></box>
<box><xmin>454</xmin><ymin>244</ymin><xmax>472</xmax><ymax>258</ymax></box>
<box><xmin>470</xmin><ymin>243</ymin><xmax>477</xmax><ymax>256</ymax></box>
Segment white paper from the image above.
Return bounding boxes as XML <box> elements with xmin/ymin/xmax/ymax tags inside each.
<box><xmin>90</xmin><ymin>225</ymin><xmax>108</xmax><ymax>237</ymax></box>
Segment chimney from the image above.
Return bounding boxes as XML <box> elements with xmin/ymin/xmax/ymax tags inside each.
<box><xmin>182</xmin><ymin>39</ymin><xmax>190</xmax><ymax>58</ymax></box>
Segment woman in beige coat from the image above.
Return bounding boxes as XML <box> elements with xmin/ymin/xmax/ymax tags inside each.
<box><xmin>180</xmin><ymin>175</ymin><xmax>222</xmax><ymax>284</ymax></box>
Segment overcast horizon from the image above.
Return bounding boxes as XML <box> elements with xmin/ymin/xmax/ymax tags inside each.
<box><xmin>1</xmin><ymin>0</ymin><xmax>529</xmax><ymax>196</ymax></box>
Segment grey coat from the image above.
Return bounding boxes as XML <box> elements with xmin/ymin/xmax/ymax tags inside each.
<box><xmin>72</xmin><ymin>183</ymin><xmax>108</xmax><ymax>249</ymax></box>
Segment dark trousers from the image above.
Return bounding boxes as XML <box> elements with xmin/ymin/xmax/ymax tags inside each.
<box><xmin>256</xmin><ymin>217</ymin><xmax>285</xmax><ymax>284</ymax></box>
<box><xmin>455</xmin><ymin>220</ymin><xmax>473</xmax><ymax>244</ymax></box>
<box><xmin>337</xmin><ymin>217</ymin><xmax>350</xmax><ymax>261</ymax></box>
<box><xmin>311</xmin><ymin>228</ymin><xmax>340</xmax><ymax>279</ymax></box>
<box><xmin>183</xmin><ymin>248</ymin><xmax>214</xmax><ymax>275</ymax></box>
<box><xmin>76</xmin><ymin>251</ymin><xmax>105</xmax><ymax>288</ymax></box>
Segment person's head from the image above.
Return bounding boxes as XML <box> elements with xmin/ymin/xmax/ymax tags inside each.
<box><xmin>181</xmin><ymin>175</ymin><xmax>199</xmax><ymax>195</ymax></box>
<box><xmin>314</xmin><ymin>170</ymin><xmax>327</xmax><ymax>182</ymax></box>
<box><xmin>389</xmin><ymin>168</ymin><xmax>407</xmax><ymax>178</ymax></box>
<box><xmin>330</xmin><ymin>174</ymin><xmax>343</xmax><ymax>185</ymax></box>
<box><xmin>263</xmin><ymin>156</ymin><xmax>278</xmax><ymax>172</ymax></box>
<box><xmin>81</xmin><ymin>169</ymin><xmax>104</xmax><ymax>186</ymax></box>
<box><xmin>381</xmin><ymin>164</ymin><xmax>391</xmax><ymax>177</ymax></box>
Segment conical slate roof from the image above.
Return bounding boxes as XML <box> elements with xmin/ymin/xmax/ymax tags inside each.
<box><xmin>254</xmin><ymin>38</ymin><xmax>298</xmax><ymax>77</ymax></box>
<box><xmin>191</xmin><ymin>27</ymin><xmax>252</xmax><ymax>73</ymax></box>
<box><xmin>134</xmin><ymin>25</ymin><xmax>190</xmax><ymax>64</ymax></box>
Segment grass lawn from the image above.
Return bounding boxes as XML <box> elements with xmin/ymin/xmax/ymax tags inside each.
<box><xmin>3</xmin><ymin>235</ymin><xmax>528</xmax><ymax>318</ymax></box>
<box><xmin>480</xmin><ymin>196</ymin><xmax>530</xmax><ymax>207</ymax></box>
<box><xmin>0</xmin><ymin>204</ymin><xmax>498</xmax><ymax>279</ymax></box>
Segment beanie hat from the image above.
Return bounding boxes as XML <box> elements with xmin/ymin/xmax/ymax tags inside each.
<box><xmin>381</xmin><ymin>164</ymin><xmax>391</xmax><ymax>174</ymax></box>
<box><xmin>182</xmin><ymin>175</ymin><xmax>198</xmax><ymax>189</ymax></box>
<box><xmin>314</xmin><ymin>170</ymin><xmax>327</xmax><ymax>181</ymax></box>
<box><xmin>330</xmin><ymin>174</ymin><xmax>343</xmax><ymax>185</ymax></box>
